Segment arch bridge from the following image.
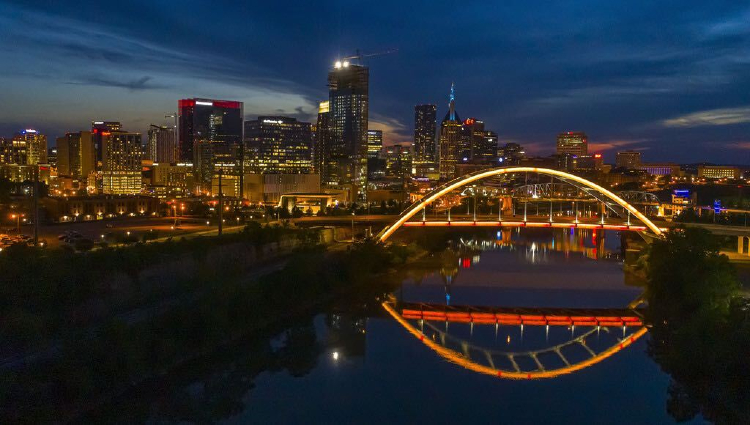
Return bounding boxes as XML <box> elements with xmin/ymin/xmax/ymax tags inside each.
<box><xmin>377</xmin><ymin>167</ymin><xmax>664</xmax><ymax>243</ymax></box>
<box><xmin>383</xmin><ymin>300</ymin><xmax>647</xmax><ymax>380</ymax></box>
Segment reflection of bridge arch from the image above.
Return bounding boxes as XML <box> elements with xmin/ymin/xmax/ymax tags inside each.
<box><xmin>383</xmin><ymin>301</ymin><xmax>648</xmax><ymax>380</ymax></box>
<box><xmin>377</xmin><ymin>167</ymin><xmax>664</xmax><ymax>242</ymax></box>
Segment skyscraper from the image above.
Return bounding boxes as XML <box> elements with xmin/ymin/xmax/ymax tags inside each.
<box><xmin>147</xmin><ymin>124</ymin><xmax>178</xmax><ymax>163</ymax></box>
<box><xmin>12</xmin><ymin>129</ymin><xmax>47</xmax><ymax>165</ymax></box>
<box><xmin>498</xmin><ymin>142</ymin><xmax>525</xmax><ymax>165</ymax></box>
<box><xmin>244</xmin><ymin>116</ymin><xmax>313</xmax><ymax>174</ymax></box>
<box><xmin>178</xmin><ymin>98</ymin><xmax>243</xmax><ymax>191</ymax></box>
<box><xmin>556</xmin><ymin>131</ymin><xmax>588</xmax><ymax>156</ymax></box>
<box><xmin>56</xmin><ymin>131</ymin><xmax>96</xmax><ymax>182</ymax></box>
<box><xmin>385</xmin><ymin>144</ymin><xmax>412</xmax><ymax>179</ymax></box>
<box><xmin>414</xmin><ymin>104</ymin><xmax>437</xmax><ymax>164</ymax></box>
<box><xmin>326</xmin><ymin>62</ymin><xmax>369</xmax><ymax>201</ymax></box>
<box><xmin>102</xmin><ymin>131</ymin><xmax>143</xmax><ymax>195</ymax></box>
<box><xmin>616</xmin><ymin>150</ymin><xmax>642</xmax><ymax>169</ymax></box>
<box><xmin>315</xmin><ymin>101</ymin><xmax>332</xmax><ymax>180</ymax></box>
<box><xmin>366</xmin><ymin>130</ymin><xmax>383</xmax><ymax>159</ymax></box>
<box><xmin>439</xmin><ymin>84</ymin><xmax>462</xmax><ymax>180</ymax></box>
<box><xmin>459</xmin><ymin>118</ymin><xmax>498</xmax><ymax>163</ymax></box>
<box><xmin>91</xmin><ymin>121</ymin><xmax>122</xmax><ymax>163</ymax></box>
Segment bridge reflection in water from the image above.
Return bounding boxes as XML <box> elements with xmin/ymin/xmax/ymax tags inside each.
<box><xmin>382</xmin><ymin>299</ymin><xmax>647</xmax><ymax>380</ymax></box>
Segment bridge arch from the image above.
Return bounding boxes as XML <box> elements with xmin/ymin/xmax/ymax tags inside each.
<box><xmin>383</xmin><ymin>301</ymin><xmax>648</xmax><ymax>379</ymax></box>
<box><xmin>377</xmin><ymin>167</ymin><xmax>663</xmax><ymax>242</ymax></box>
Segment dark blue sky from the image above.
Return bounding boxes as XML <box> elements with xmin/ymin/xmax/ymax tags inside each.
<box><xmin>1</xmin><ymin>0</ymin><xmax>748</xmax><ymax>163</ymax></box>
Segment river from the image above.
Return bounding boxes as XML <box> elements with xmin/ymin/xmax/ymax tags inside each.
<box><xmin>89</xmin><ymin>228</ymin><xmax>708</xmax><ymax>424</ymax></box>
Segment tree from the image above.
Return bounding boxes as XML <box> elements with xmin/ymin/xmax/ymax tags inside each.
<box><xmin>646</xmin><ymin>226</ymin><xmax>750</xmax><ymax>423</ymax></box>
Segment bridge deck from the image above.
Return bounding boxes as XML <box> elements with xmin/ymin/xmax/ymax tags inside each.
<box><xmin>401</xmin><ymin>220</ymin><xmax>654</xmax><ymax>232</ymax></box>
<box><xmin>399</xmin><ymin>302</ymin><xmax>642</xmax><ymax>327</ymax></box>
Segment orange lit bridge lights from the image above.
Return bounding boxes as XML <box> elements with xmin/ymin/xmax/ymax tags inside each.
<box><xmin>382</xmin><ymin>300</ymin><xmax>648</xmax><ymax>380</ymax></box>
<box><xmin>376</xmin><ymin>167</ymin><xmax>665</xmax><ymax>243</ymax></box>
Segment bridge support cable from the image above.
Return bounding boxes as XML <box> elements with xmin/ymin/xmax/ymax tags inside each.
<box><xmin>531</xmin><ymin>353</ymin><xmax>545</xmax><ymax>372</ymax></box>
<box><xmin>579</xmin><ymin>340</ymin><xmax>597</xmax><ymax>358</ymax></box>
<box><xmin>555</xmin><ymin>348</ymin><xmax>571</xmax><ymax>366</ymax></box>
<box><xmin>485</xmin><ymin>351</ymin><xmax>496</xmax><ymax>369</ymax></box>
<box><xmin>508</xmin><ymin>355</ymin><xmax>522</xmax><ymax>372</ymax></box>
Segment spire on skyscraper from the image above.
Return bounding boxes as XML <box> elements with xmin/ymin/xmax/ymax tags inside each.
<box><xmin>443</xmin><ymin>82</ymin><xmax>460</xmax><ymax>123</ymax></box>
<box><xmin>449</xmin><ymin>82</ymin><xmax>455</xmax><ymax>121</ymax></box>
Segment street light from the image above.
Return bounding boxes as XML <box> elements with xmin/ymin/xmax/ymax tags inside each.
<box><xmin>10</xmin><ymin>214</ymin><xmax>19</xmax><ymax>233</ymax></box>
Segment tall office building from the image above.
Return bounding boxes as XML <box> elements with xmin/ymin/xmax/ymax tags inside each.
<box><xmin>414</xmin><ymin>104</ymin><xmax>437</xmax><ymax>164</ymax></box>
<box><xmin>12</xmin><ymin>129</ymin><xmax>47</xmax><ymax>165</ymax></box>
<box><xmin>147</xmin><ymin>124</ymin><xmax>178</xmax><ymax>163</ymax></box>
<box><xmin>478</xmin><ymin>131</ymin><xmax>498</xmax><ymax>162</ymax></box>
<box><xmin>91</xmin><ymin>121</ymin><xmax>122</xmax><ymax>163</ymax></box>
<box><xmin>556</xmin><ymin>131</ymin><xmax>588</xmax><ymax>156</ymax></box>
<box><xmin>498</xmin><ymin>142</ymin><xmax>525</xmax><ymax>165</ymax></box>
<box><xmin>102</xmin><ymin>131</ymin><xmax>143</xmax><ymax>195</ymax></box>
<box><xmin>385</xmin><ymin>144</ymin><xmax>412</xmax><ymax>179</ymax></box>
<box><xmin>0</xmin><ymin>138</ymin><xmax>12</xmax><ymax>164</ymax></box>
<box><xmin>244</xmin><ymin>116</ymin><xmax>313</xmax><ymax>174</ymax></box>
<box><xmin>56</xmin><ymin>131</ymin><xmax>96</xmax><ymax>182</ymax></box>
<box><xmin>458</xmin><ymin>118</ymin><xmax>495</xmax><ymax>163</ymax></box>
<box><xmin>326</xmin><ymin>61</ymin><xmax>369</xmax><ymax>201</ymax></box>
<box><xmin>47</xmin><ymin>147</ymin><xmax>57</xmax><ymax>167</ymax></box>
<box><xmin>315</xmin><ymin>101</ymin><xmax>332</xmax><ymax>180</ymax></box>
<box><xmin>178</xmin><ymin>98</ymin><xmax>243</xmax><ymax>191</ymax></box>
<box><xmin>439</xmin><ymin>83</ymin><xmax>462</xmax><ymax>180</ymax></box>
<box><xmin>366</xmin><ymin>130</ymin><xmax>383</xmax><ymax>159</ymax></box>
<box><xmin>616</xmin><ymin>150</ymin><xmax>642</xmax><ymax>169</ymax></box>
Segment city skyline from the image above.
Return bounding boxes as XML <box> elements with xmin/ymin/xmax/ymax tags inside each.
<box><xmin>0</xmin><ymin>1</ymin><xmax>749</xmax><ymax>163</ymax></box>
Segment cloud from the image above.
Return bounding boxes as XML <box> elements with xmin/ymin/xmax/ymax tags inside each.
<box><xmin>726</xmin><ymin>142</ymin><xmax>750</xmax><ymax>150</ymax></box>
<box><xmin>68</xmin><ymin>75</ymin><xmax>167</xmax><ymax>91</ymax></box>
<box><xmin>588</xmin><ymin>139</ymin><xmax>648</xmax><ymax>152</ymax></box>
<box><xmin>369</xmin><ymin>114</ymin><xmax>410</xmax><ymax>145</ymax></box>
<box><xmin>662</xmin><ymin>107</ymin><xmax>750</xmax><ymax>128</ymax></box>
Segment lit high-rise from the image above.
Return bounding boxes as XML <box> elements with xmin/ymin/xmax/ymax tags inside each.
<box><xmin>556</xmin><ymin>131</ymin><xmax>588</xmax><ymax>156</ymax></box>
<box><xmin>315</xmin><ymin>101</ymin><xmax>332</xmax><ymax>180</ymax></box>
<box><xmin>147</xmin><ymin>125</ymin><xmax>178</xmax><ymax>163</ymax></box>
<box><xmin>102</xmin><ymin>132</ymin><xmax>143</xmax><ymax>195</ymax></box>
<box><xmin>616</xmin><ymin>150</ymin><xmax>641</xmax><ymax>169</ymax></box>
<box><xmin>367</xmin><ymin>130</ymin><xmax>383</xmax><ymax>160</ymax></box>
<box><xmin>244</xmin><ymin>116</ymin><xmax>313</xmax><ymax>174</ymax></box>
<box><xmin>439</xmin><ymin>83</ymin><xmax>462</xmax><ymax>180</ymax></box>
<box><xmin>178</xmin><ymin>98</ymin><xmax>243</xmax><ymax>191</ymax></box>
<box><xmin>91</xmin><ymin>121</ymin><xmax>122</xmax><ymax>163</ymax></box>
<box><xmin>326</xmin><ymin>61</ymin><xmax>369</xmax><ymax>201</ymax></box>
<box><xmin>56</xmin><ymin>131</ymin><xmax>96</xmax><ymax>183</ymax></box>
<box><xmin>12</xmin><ymin>129</ymin><xmax>47</xmax><ymax>165</ymax></box>
<box><xmin>414</xmin><ymin>104</ymin><xmax>436</xmax><ymax>164</ymax></box>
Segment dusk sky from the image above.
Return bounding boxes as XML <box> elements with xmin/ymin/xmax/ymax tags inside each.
<box><xmin>1</xmin><ymin>0</ymin><xmax>748</xmax><ymax>163</ymax></box>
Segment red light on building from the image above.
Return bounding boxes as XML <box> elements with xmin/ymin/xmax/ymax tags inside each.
<box><xmin>464</xmin><ymin>118</ymin><xmax>476</xmax><ymax>126</ymax></box>
<box><xmin>213</xmin><ymin>100</ymin><xmax>241</xmax><ymax>109</ymax></box>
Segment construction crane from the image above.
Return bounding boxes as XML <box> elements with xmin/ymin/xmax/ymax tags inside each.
<box><xmin>334</xmin><ymin>49</ymin><xmax>397</xmax><ymax>68</ymax></box>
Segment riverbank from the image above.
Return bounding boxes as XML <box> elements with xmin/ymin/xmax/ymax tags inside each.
<box><xmin>0</xmin><ymin>231</ymin><xmax>425</xmax><ymax>422</ymax></box>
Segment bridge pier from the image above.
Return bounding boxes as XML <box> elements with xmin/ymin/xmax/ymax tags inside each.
<box><xmin>738</xmin><ymin>236</ymin><xmax>749</xmax><ymax>256</ymax></box>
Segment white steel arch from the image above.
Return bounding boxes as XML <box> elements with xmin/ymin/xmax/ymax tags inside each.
<box><xmin>377</xmin><ymin>167</ymin><xmax>663</xmax><ymax>242</ymax></box>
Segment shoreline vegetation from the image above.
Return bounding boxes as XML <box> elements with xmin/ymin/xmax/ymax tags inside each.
<box><xmin>0</xmin><ymin>221</ymin><xmax>424</xmax><ymax>422</ymax></box>
<box><xmin>643</xmin><ymin>227</ymin><xmax>750</xmax><ymax>423</ymax></box>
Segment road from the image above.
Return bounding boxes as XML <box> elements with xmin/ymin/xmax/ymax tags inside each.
<box><xmin>30</xmin><ymin>217</ymin><xmax>254</xmax><ymax>248</ymax></box>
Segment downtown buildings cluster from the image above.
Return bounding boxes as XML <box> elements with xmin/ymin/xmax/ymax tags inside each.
<box><xmin>0</xmin><ymin>58</ymin><xmax>746</xmax><ymax>223</ymax></box>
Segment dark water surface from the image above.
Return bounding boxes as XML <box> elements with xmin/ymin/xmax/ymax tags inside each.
<box><xmin>97</xmin><ymin>229</ymin><xmax>707</xmax><ymax>424</ymax></box>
